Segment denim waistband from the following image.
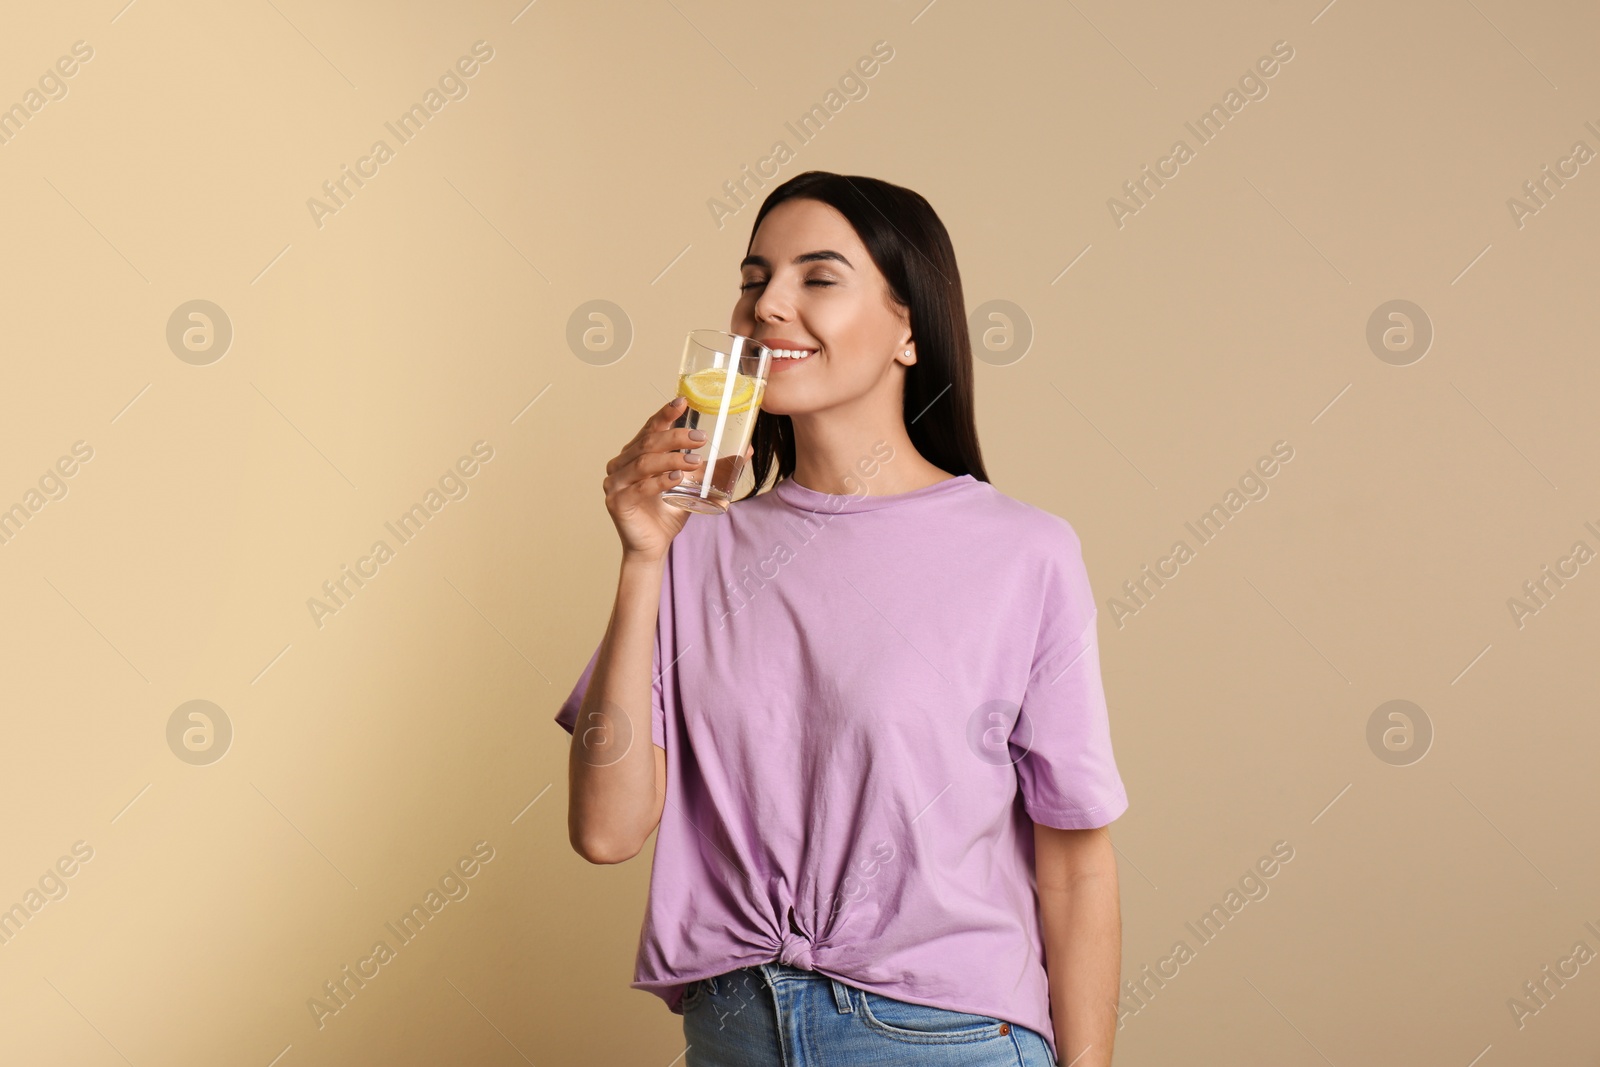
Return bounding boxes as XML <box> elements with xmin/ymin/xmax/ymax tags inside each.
<box><xmin>714</xmin><ymin>963</ymin><xmax>856</xmax><ymax>1014</ymax></box>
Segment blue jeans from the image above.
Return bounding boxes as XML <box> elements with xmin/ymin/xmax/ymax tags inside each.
<box><xmin>682</xmin><ymin>963</ymin><xmax>1058</xmax><ymax>1066</ymax></box>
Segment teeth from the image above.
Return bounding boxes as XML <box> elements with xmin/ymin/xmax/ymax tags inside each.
<box><xmin>770</xmin><ymin>348</ymin><xmax>814</xmax><ymax>359</ymax></box>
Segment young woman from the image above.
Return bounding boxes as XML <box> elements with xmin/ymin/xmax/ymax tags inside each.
<box><xmin>556</xmin><ymin>171</ymin><xmax>1128</xmax><ymax>1067</ymax></box>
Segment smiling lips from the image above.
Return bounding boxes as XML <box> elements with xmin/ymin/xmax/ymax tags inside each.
<box><xmin>762</xmin><ymin>340</ymin><xmax>817</xmax><ymax>368</ymax></box>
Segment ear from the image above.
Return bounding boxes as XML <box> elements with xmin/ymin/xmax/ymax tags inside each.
<box><xmin>894</xmin><ymin>304</ymin><xmax>915</xmax><ymax>365</ymax></box>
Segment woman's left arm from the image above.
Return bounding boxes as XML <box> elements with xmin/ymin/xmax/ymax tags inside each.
<box><xmin>1035</xmin><ymin>823</ymin><xmax>1121</xmax><ymax>1067</ymax></box>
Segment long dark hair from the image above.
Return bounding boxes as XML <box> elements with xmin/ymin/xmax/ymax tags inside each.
<box><xmin>735</xmin><ymin>171</ymin><xmax>988</xmax><ymax>501</ymax></box>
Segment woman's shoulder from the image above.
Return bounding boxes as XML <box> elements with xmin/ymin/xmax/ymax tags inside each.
<box><xmin>964</xmin><ymin>478</ymin><xmax>1087</xmax><ymax>558</ymax></box>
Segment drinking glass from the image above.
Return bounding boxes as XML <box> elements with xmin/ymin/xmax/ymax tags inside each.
<box><xmin>660</xmin><ymin>329</ymin><xmax>772</xmax><ymax>515</ymax></box>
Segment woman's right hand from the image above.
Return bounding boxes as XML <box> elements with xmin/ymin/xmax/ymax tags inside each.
<box><xmin>604</xmin><ymin>396</ymin><xmax>745</xmax><ymax>564</ymax></box>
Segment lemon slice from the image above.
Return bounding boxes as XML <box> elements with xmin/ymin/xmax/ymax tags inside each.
<box><xmin>679</xmin><ymin>368</ymin><xmax>764</xmax><ymax>415</ymax></box>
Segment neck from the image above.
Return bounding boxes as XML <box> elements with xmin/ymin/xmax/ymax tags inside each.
<box><xmin>786</xmin><ymin>414</ymin><xmax>949</xmax><ymax>495</ymax></box>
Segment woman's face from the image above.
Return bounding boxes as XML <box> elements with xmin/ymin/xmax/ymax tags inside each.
<box><xmin>729</xmin><ymin>197</ymin><xmax>913</xmax><ymax>417</ymax></box>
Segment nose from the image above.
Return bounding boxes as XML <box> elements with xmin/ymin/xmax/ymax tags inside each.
<box><xmin>753</xmin><ymin>284</ymin><xmax>793</xmax><ymax>325</ymax></box>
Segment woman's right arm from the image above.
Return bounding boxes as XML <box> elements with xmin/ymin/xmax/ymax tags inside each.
<box><xmin>565</xmin><ymin>554</ymin><xmax>671</xmax><ymax>864</ymax></box>
<box><xmin>564</xmin><ymin>395</ymin><xmax>714</xmax><ymax>864</ymax></box>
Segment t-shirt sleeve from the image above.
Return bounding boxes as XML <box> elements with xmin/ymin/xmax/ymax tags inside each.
<box><xmin>1010</xmin><ymin>519</ymin><xmax>1129</xmax><ymax>830</ymax></box>
<box><xmin>553</xmin><ymin>637</ymin><xmax>668</xmax><ymax>752</ymax></box>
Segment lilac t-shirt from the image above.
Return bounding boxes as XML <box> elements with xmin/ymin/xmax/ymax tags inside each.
<box><xmin>554</xmin><ymin>472</ymin><xmax>1128</xmax><ymax>1062</ymax></box>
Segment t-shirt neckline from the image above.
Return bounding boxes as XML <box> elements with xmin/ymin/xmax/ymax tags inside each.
<box><xmin>772</xmin><ymin>472</ymin><xmax>977</xmax><ymax>514</ymax></box>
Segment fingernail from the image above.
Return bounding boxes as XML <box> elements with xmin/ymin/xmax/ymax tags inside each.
<box><xmin>688</xmin><ymin>429</ymin><xmax>707</xmax><ymax>441</ymax></box>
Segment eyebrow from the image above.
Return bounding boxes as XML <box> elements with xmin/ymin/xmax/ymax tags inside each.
<box><xmin>740</xmin><ymin>250</ymin><xmax>854</xmax><ymax>270</ymax></box>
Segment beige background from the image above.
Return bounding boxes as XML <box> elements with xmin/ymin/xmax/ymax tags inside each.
<box><xmin>1</xmin><ymin>0</ymin><xmax>1596</xmax><ymax>1064</ymax></box>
